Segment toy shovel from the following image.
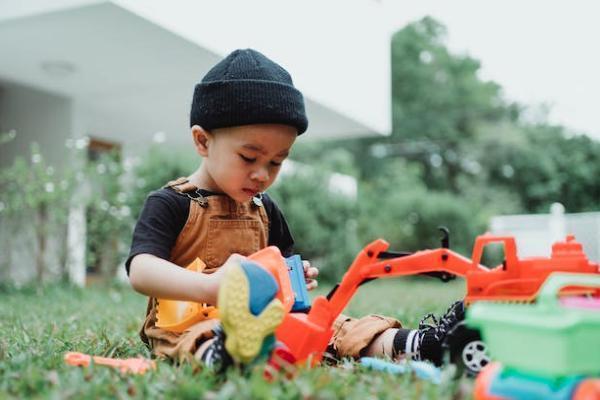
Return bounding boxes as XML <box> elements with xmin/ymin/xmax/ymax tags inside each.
<box><xmin>64</xmin><ymin>352</ymin><xmax>156</xmax><ymax>374</ymax></box>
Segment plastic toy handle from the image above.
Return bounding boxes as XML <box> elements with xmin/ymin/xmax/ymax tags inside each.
<box><xmin>537</xmin><ymin>272</ymin><xmax>600</xmax><ymax>307</ymax></box>
<box><xmin>64</xmin><ymin>352</ymin><xmax>156</xmax><ymax>374</ymax></box>
<box><xmin>359</xmin><ymin>357</ymin><xmax>441</xmax><ymax>384</ymax></box>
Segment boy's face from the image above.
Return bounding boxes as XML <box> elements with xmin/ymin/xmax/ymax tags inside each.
<box><xmin>193</xmin><ymin>124</ymin><xmax>297</xmax><ymax>202</ymax></box>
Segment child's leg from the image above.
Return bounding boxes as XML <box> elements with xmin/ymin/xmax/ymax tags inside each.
<box><xmin>374</xmin><ymin>300</ymin><xmax>466</xmax><ymax>366</ymax></box>
<box><xmin>195</xmin><ymin>338</ymin><xmax>213</xmax><ymax>360</ymax></box>
<box><xmin>332</xmin><ymin>300</ymin><xmax>465</xmax><ymax>366</ymax></box>
<box><xmin>363</xmin><ymin>328</ymin><xmax>399</xmax><ymax>358</ymax></box>
<box><xmin>330</xmin><ymin>314</ymin><xmax>401</xmax><ymax>359</ymax></box>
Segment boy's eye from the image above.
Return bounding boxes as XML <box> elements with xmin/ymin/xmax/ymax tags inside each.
<box><xmin>239</xmin><ymin>154</ymin><xmax>256</xmax><ymax>163</ymax></box>
<box><xmin>270</xmin><ymin>161</ymin><xmax>282</xmax><ymax>167</ymax></box>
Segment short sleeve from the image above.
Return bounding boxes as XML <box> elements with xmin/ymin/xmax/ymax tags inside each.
<box><xmin>262</xmin><ymin>193</ymin><xmax>295</xmax><ymax>257</ymax></box>
<box><xmin>125</xmin><ymin>189</ymin><xmax>189</xmax><ymax>274</ymax></box>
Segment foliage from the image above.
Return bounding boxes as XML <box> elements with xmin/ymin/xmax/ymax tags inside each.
<box><xmin>477</xmin><ymin>123</ymin><xmax>600</xmax><ymax>213</ymax></box>
<box><xmin>268</xmin><ymin>162</ymin><xmax>361</xmax><ymax>282</ymax></box>
<box><xmin>356</xmin><ymin>159</ymin><xmax>487</xmax><ymax>257</ymax></box>
<box><xmin>0</xmin><ymin>142</ymin><xmax>78</xmax><ymax>282</ymax></box>
<box><xmin>127</xmin><ymin>145</ymin><xmax>198</xmax><ymax>220</ymax></box>
<box><xmin>0</xmin><ymin>135</ymin><xmax>136</xmax><ymax>283</ymax></box>
<box><xmin>388</xmin><ymin>16</ymin><xmax>519</xmax><ymax>192</ymax></box>
<box><xmin>0</xmin><ymin>280</ymin><xmax>468</xmax><ymax>399</ymax></box>
<box><xmin>84</xmin><ymin>151</ymin><xmax>134</xmax><ymax>277</ymax></box>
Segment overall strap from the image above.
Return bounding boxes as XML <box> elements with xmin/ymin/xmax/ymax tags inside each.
<box><xmin>164</xmin><ymin>177</ymin><xmax>208</xmax><ymax>207</ymax></box>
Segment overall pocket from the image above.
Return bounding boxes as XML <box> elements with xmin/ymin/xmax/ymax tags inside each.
<box><xmin>205</xmin><ymin>219</ymin><xmax>263</xmax><ymax>269</ymax></box>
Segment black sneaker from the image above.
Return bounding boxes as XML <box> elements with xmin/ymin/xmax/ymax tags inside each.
<box><xmin>200</xmin><ymin>325</ymin><xmax>234</xmax><ymax>373</ymax></box>
<box><xmin>415</xmin><ymin>300</ymin><xmax>465</xmax><ymax>366</ymax></box>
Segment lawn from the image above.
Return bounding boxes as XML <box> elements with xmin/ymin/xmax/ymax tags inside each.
<box><xmin>0</xmin><ymin>278</ymin><xmax>473</xmax><ymax>399</ymax></box>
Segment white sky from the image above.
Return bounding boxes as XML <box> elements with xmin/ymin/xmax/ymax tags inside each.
<box><xmin>382</xmin><ymin>0</ymin><xmax>600</xmax><ymax>140</ymax></box>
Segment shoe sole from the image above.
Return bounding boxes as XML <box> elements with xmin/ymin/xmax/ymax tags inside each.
<box><xmin>218</xmin><ymin>262</ymin><xmax>285</xmax><ymax>364</ymax></box>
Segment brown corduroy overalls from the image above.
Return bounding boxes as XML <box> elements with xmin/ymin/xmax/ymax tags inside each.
<box><xmin>140</xmin><ymin>178</ymin><xmax>401</xmax><ymax>363</ymax></box>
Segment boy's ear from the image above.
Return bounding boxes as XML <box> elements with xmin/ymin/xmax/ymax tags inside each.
<box><xmin>191</xmin><ymin>125</ymin><xmax>211</xmax><ymax>156</ymax></box>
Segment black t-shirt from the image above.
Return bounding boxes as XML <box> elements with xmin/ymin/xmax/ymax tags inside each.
<box><xmin>125</xmin><ymin>188</ymin><xmax>294</xmax><ymax>274</ymax></box>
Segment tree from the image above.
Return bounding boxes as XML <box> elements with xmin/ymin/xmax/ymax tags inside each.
<box><xmin>475</xmin><ymin>122</ymin><xmax>600</xmax><ymax>213</ymax></box>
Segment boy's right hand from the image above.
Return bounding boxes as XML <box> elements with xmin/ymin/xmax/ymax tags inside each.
<box><xmin>208</xmin><ymin>253</ymin><xmax>246</xmax><ymax>302</ymax></box>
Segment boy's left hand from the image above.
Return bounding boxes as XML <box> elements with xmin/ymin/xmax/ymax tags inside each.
<box><xmin>302</xmin><ymin>260</ymin><xmax>319</xmax><ymax>291</ymax></box>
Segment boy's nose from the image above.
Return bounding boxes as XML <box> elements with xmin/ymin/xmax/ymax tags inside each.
<box><xmin>252</xmin><ymin>168</ymin><xmax>269</xmax><ymax>182</ymax></box>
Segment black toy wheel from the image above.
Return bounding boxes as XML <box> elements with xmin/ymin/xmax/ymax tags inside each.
<box><xmin>443</xmin><ymin>321</ymin><xmax>490</xmax><ymax>377</ymax></box>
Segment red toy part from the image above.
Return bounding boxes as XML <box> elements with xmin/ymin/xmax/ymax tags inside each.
<box><xmin>465</xmin><ymin>234</ymin><xmax>599</xmax><ymax>304</ymax></box>
<box><xmin>473</xmin><ymin>362</ymin><xmax>506</xmax><ymax>400</ymax></box>
<box><xmin>64</xmin><ymin>352</ymin><xmax>156</xmax><ymax>374</ymax></box>
<box><xmin>249</xmin><ymin>247</ymin><xmax>295</xmax><ymax>313</ymax></box>
<box><xmin>573</xmin><ymin>379</ymin><xmax>600</xmax><ymax>400</ymax></box>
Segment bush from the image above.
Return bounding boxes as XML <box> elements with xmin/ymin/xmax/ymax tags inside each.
<box><xmin>357</xmin><ymin>159</ymin><xmax>486</xmax><ymax>257</ymax></box>
<box><xmin>127</xmin><ymin>145</ymin><xmax>198</xmax><ymax>219</ymax></box>
<box><xmin>268</xmin><ymin>167</ymin><xmax>361</xmax><ymax>282</ymax></box>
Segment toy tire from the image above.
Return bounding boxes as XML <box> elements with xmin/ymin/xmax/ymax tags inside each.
<box><xmin>444</xmin><ymin>322</ymin><xmax>491</xmax><ymax>377</ymax></box>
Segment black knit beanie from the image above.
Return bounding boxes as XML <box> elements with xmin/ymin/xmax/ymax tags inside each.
<box><xmin>190</xmin><ymin>49</ymin><xmax>308</xmax><ymax>134</ymax></box>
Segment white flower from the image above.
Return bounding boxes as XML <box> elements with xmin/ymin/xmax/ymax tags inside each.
<box><xmin>75</xmin><ymin>137</ymin><xmax>90</xmax><ymax>150</ymax></box>
<box><xmin>45</xmin><ymin>182</ymin><xmax>55</xmax><ymax>193</ymax></box>
<box><xmin>153</xmin><ymin>131</ymin><xmax>166</xmax><ymax>143</ymax></box>
<box><xmin>96</xmin><ymin>163</ymin><xmax>106</xmax><ymax>174</ymax></box>
<box><xmin>123</xmin><ymin>157</ymin><xmax>136</xmax><ymax>172</ymax></box>
<box><xmin>408</xmin><ymin>212</ymin><xmax>419</xmax><ymax>224</ymax></box>
<box><xmin>120</xmin><ymin>206</ymin><xmax>131</xmax><ymax>217</ymax></box>
<box><xmin>419</xmin><ymin>50</ymin><xmax>433</xmax><ymax>64</ymax></box>
<box><xmin>429</xmin><ymin>153</ymin><xmax>443</xmax><ymax>168</ymax></box>
<box><xmin>32</xmin><ymin>153</ymin><xmax>42</xmax><ymax>164</ymax></box>
<box><xmin>117</xmin><ymin>192</ymin><xmax>127</xmax><ymax>203</ymax></box>
<box><xmin>0</xmin><ymin>202</ymin><xmax>5</xmax><ymax>212</ymax></box>
<box><xmin>46</xmin><ymin>166</ymin><xmax>54</xmax><ymax>176</ymax></box>
<box><xmin>461</xmin><ymin>159</ymin><xmax>481</xmax><ymax>175</ymax></box>
<box><xmin>100</xmin><ymin>201</ymin><xmax>110</xmax><ymax>211</ymax></box>
<box><xmin>501</xmin><ymin>164</ymin><xmax>514</xmax><ymax>178</ymax></box>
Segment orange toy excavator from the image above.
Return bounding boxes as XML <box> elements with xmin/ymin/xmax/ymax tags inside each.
<box><xmin>273</xmin><ymin>231</ymin><xmax>599</xmax><ymax>366</ymax></box>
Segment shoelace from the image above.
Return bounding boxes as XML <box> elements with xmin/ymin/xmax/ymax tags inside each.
<box><xmin>418</xmin><ymin>301</ymin><xmax>464</xmax><ymax>341</ymax></box>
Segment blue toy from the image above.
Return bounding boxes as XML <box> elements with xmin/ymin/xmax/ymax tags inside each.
<box><xmin>285</xmin><ymin>255</ymin><xmax>311</xmax><ymax>312</ymax></box>
<box><xmin>360</xmin><ymin>357</ymin><xmax>441</xmax><ymax>384</ymax></box>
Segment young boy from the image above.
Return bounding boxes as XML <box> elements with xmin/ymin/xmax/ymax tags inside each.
<box><xmin>126</xmin><ymin>48</ymin><xmax>463</xmax><ymax>371</ymax></box>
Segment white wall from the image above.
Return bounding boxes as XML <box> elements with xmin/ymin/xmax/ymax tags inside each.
<box><xmin>0</xmin><ymin>81</ymin><xmax>72</xmax><ymax>168</ymax></box>
<box><xmin>0</xmin><ymin>0</ymin><xmax>102</xmax><ymax>22</ymax></box>
<box><xmin>490</xmin><ymin>204</ymin><xmax>600</xmax><ymax>263</ymax></box>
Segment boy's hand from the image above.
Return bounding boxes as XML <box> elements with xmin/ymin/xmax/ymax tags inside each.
<box><xmin>302</xmin><ymin>260</ymin><xmax>319</xmax><ymax>291</ymax></box>
<box><xmin>210</xmin><ymin>253</ymin><xmax>246</xmax><ymax>302</ymax></box>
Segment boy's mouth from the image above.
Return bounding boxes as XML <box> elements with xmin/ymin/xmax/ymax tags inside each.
<box><xmin>242</xmin><ymin>188</ymin><xmax>259</xmax><ymax>197</ymax></box>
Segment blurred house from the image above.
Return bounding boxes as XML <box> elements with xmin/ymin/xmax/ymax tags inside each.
<box><xmin>490</xmin><ymin>203</ymin><xmax>600</xmax><ymax>263</ymax></box>
<box><xmin>0</xmin><ymin>0</ymin><xmax>389</xmax><ymax>285</ymax></box>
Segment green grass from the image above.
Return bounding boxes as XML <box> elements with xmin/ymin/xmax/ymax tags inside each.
<box><xmin>0</xmin><ymin>278</ymin><xmax>473</xmax><ymax>399</ymax></box>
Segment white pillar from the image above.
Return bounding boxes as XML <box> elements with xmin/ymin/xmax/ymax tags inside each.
<box><xmin>549</xmin><ymin>202</ymin><xmax>566</xmax><ymax>243</ymax></box>
<box><xmin>67</xmin><ymin>203</ymin><xmax>86</xmax><ymax>287</ymax></box>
